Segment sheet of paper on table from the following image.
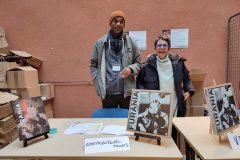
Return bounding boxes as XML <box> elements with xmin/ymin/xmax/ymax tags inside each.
<box><xmin>227</xmin><ymin>133</ymin><xmax>240</xmax><ymax>150</ymax></box>
<box><xmin>101</xmin><ymin>125</ymin><xmax>134</xmax><ymax>135</ymax></box>
<box><xmin>64</xmin><ymin>123</ymin><xmax>103</xmax><ymax>134</ymax></box>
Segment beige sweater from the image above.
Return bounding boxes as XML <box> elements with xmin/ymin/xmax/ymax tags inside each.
<box><xmin>156</xmin><ymin>55</ymin><xmax>178</xmax><ymax>116</ymax></box>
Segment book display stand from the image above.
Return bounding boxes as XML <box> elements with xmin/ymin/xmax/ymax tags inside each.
<box><xmin>209</xmin><ymin>121</ymin><xmax>227</xmax><ymax>143</ymax></box>
<box><xmin>23</xmin><ymin>131</ymin><xmax>49</xmax><ymax>147</ymax></box>
<box><xmin>134</xmin><ymin>133</ymin><xmax>161</xmax><ymax>145</ymax></box>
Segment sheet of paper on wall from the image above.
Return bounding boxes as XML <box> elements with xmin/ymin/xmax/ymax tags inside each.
<box><xmin>85</xmin><ymin>136</ymin><xmax>130</xmax><ymax>154</ymax></box>
<box><xmin>101</xmin><ymin>125</ymin><xmax>134</xmax><ymax>135</ymax></box>
<box><xmin>129</xmin><ymin>31</ymin><xmax>147</xmax><ymax>50</ymax></box>
<box><xmin>227</xmin><ymin>133</ymin><xmax>240</xmax><ymax>150</ymax></box>
<box><xmin>64</xmin><ymin>123</ymin><xmax>103</xmax><ymax>134</ymax></box>
<box><xmin>170</xmin><ymin>29</ymin><xmax>189</xmax><ymax>48</ymax></box>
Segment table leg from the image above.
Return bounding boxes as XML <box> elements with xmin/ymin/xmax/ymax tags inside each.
<box><xmin>185</xmin><ymin>139</ymin><xmax>195</xmax><ymax>160</ymax></box>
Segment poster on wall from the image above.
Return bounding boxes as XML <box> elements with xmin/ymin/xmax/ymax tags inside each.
<box><xmin>204</xmin><ymin>83</ymin><xmax>240</xmax><ymax>135</ymax></box>
<box><xmin>128</xmin><ymin>31</ymin><xmax>147</xmax><ymax>50</ymax></box>
<box><xmin>162</xmin><ymin>29</ymin><xmax>171</xmax><ymax>39</ymax></box>
<box><xmin>161</xmin><ymin>28</ymin><xmax>189</xmax><ymax>48</ymax></box>
<box><xmin>127</xmin><ymin>89</ymin><xmax>173</xmax><ymax>138</ymax></box>
<box><xmin>170</xmin><ymin>29</ymin><xmax>189</xmax><ymax>48</ymax></box>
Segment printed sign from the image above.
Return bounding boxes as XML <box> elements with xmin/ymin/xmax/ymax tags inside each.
<box><xmin>84</xmin><ymin>136</ymin><xmax>130</xmax><ymax>154</ymax></box>
<box><xmin>227</xmin><ymin>133</ymin><xmax>240</xmax><ymax>150</ymax></box>
<box><xmin>129</xmin><ymin>31</ymin><xmax>147</xmax><ymax>50</ymax></box>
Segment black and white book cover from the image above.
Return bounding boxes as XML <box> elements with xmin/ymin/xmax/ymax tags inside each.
<box><xmin>204</xmin><ymin>83</ymin><xmax>240</xmax><ymax>134</ymax></box>
<box><xmin>127</xmin><ymin>89</ymin><xmax>173</xmax><ymax>138</ymax></box>
<box><xmin>11</xmin><ymin>96</ymin><xmax>50</xmax><ymax>140</ymax></box>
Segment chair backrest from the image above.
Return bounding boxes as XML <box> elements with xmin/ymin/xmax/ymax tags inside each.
<box><xmin>91</xmin><ymin>108</ymin><xmax>129</xmax><ymax>118</ymax></box>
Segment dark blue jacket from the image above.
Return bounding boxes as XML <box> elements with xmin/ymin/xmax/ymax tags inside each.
<box><xmin>136</xmin><ymin>54</ymin><xmax>195</xmax><ymax>117</ymax></box>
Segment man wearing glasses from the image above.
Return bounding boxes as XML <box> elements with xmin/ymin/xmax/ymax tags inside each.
<box><xmin>90</xmin><ymin>10</ymin><xmax>141</xmax><ymax>109</ymax></box>
<box><xmin>136</xmin><ymin>35</ymin><xmax>195</xmax><ymax>143</ymax></box>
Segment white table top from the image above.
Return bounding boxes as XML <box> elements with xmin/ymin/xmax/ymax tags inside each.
<box><xmin>173</xmin><ymin>116</ymin><xmax>240</xmax><ymax>160</ymax></box>
<box><xmin>0</xmin><ymin>118</ymin><xmax>182</xmax><ymax>160</ymax></box>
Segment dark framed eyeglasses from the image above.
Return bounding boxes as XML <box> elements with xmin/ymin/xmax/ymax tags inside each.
<box><xmin>156</xmin><ymin>44</ymin><xmax>168</xmax><ymax>48</ymax></box>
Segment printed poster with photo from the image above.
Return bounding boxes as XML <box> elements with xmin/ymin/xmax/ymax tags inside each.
<box><xmin>127</xmin><ymin>89</ymin><xmax>173</xmax><ymax>138</ymax></box>
<box><xmin>204</xmin><ymin>83</ymin><xmax>240</xmax><ymax>135</ymax></box>
<box><xmin>11</xmin><ymin>96</ymin><xmax>50</xmax><ymax>140</ymax></box>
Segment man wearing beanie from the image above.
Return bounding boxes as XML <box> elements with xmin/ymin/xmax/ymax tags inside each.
<box><xmin>90</xmin><ymin>10</ymin><xmax>141</xmax><ymax>109</ymax></box>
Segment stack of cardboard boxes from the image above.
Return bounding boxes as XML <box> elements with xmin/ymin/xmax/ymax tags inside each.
<box><xmin>0</xmin><ymin>26</ymin><xmax>55</xmax><ymax>148</ymax></box>
<box><xmin>0</xmin><ymin>27</ymin><xmax>18</xmax><ymax>148</ymax></box>
<box><xmin>8</xmin><ymin>66</ymin><xmax>40</xmax><ymax>98</ymax></box>
<box><xmin>0</xmin><ymin>92</ymin><xmax>18</xmax><ymax>148</ymax></box>
<box><xmin>0</xmin><ymin>65</ymin><xmax>55</xmax><ymax>149</ymax></box>
<box><xmin>6</xmin><ymin>67</ymin><xmax>55</xmax><ymax>119</ymax></box>
<box><xmin>0</xmin><ymin>27</ymin><xmax>19</xmax><ymax>88</ymax></box>
<box><xmin>40</xmin><ymin>83</ymin><xmax>55</xmax><ymax>118</ymax></box>
<box><xmin>188</xmin><ymin>68</ymin><xmax>208</xmax><ymax>116</ymax></box>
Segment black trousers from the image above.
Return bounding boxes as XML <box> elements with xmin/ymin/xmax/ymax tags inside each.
<box><xmin>102</xmin><ymin>94</ymin><xmax>131</xmax><ymax>109</ymax></box>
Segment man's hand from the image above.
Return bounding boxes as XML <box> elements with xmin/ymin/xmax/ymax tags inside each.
<box><xmin>119</xmin><ymin>67</ymin><xmax>132</xmax><ymax>78</ymax></box>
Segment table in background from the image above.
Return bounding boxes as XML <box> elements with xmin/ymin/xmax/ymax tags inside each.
<box><xmin>0</xmin><ymin>118</ymin><xmax>182</xmax><ymax>160</ymax></box>
<box><xmin>173</xmin><ymin>117</ymin><xmax>240</xmax><ymax>160</ymax></box>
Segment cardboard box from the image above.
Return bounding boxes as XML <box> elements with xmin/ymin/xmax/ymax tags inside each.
<box><xmin>189</xmin><ymin>105</ymin><xmax>205</xmax><ymax>117</ymax></box>
<box><xmin>189</xmin><ymin>81</ymin><xmax>205</xmax><ymax>105</ymax></box>
<box><xmin>190</xmin><ymin>73</ymin><xmax>207</xmax><ymax>81</ymax></box>
<box><xmin>7</xmin><ymin>66</ymin><xmax>38</xmax><ymax>89</ymax></box>
<box><xmin>44</xmin><ymin>100</ymin><xmax>53</xmax><ymax>113</ymax></box>
<box><xmin>40</xmin><ymin>83</ymin><xmax>55</xmax><ymax>99</ymax></box>
<box><xmin>46</xmin><ymin>110</ymin><xmax>53</xmax><ymax>119</ymax></box>
<box><xmin>0</xmin><ymin>103</ymin><xmax>13</xmax><ymax>119</ymax></box>
<box><xmin>11</xmin><ymin>85</ymin><xmax>41</xmax><ymax>98</ymax></box>
<box><xmin>11</xmin><ymin>133</ymin><xmax>18</xmax><ymax>142</ymax></box>
<box><xmin>0</xmin><ymin>91</ymin><xmax>19</xmax><ymax>105</ymax></box>
<box><xmin>10</xmin><ymin>50</ymin><xmax>42</xmax><ymax>69</ymax></box>
<box><xmin>26</xmin><ymin>56</ymin><xmax>42</xmax><ymax>69</ymax></box>
<box><xmin>0</xmin><ymin>127</ymin><xmax>17</xmax><ymax>146</ymax></box>
<box><xmin>10</xmin><ymin>50</ymin><xmax>31</xmax><ymax>58</ymax></box>
<box><xmin>190</xmin><ymin>68</ymin><xmax>207</xmax><ymax>81</ymax></box>
<box><xmin>189</xmin><ymin>68</ymin><xmax>207</xmax><ymax>106</ymax></box>
<box><xmin>0</xmin><ymin>47</ymin><xmax>10</xmax><ymax>54</ymax></box>
<box><xmin>0</xmin><ymin>27</ymin><xmax>5</xmax><ymax>37</ymax></box>
<box><xmin>0</xmin><ymin>115</ymin><xmax>16</xmax><ymax>133</ymax></box>
<box><xmin>0</xmin><ymin>27</ymin><xmax>9</xmax><ymax>54</ymax></box>
<box><xmin>0</xmin><ymin>61</ymin><xmax>20</xmax><ymax>88</ymax></box>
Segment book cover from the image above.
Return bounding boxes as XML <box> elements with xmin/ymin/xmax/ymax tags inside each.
<box><xmin>204</xmin><ymin>83</ymin><xmax>240</xmax><ymax>134</ymax></box>
<box><xmin>11</xmin><ymin>96</ymin><xmax>50</xmax><ymax>140</ymax></box>
<box><xmin>127</xmin><ymin>89</ymin><xmax>173</xmax><ymax>138</ymax></box>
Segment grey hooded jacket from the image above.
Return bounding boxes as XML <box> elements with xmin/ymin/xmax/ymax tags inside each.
<box><xmin>90</xmin><ymin>33</ymin><xmax>141</xmax><ymax>100</ymax></box>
